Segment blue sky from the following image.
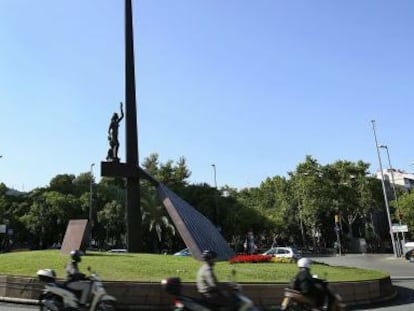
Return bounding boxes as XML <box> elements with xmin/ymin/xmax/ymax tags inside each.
<box><xmin>1</xmin><ymin>1</ymin><xmax>413</xmax><ymax>191</ymax></box>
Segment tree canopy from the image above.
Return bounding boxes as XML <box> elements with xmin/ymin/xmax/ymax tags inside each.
<box><xmin>0</xmin><ymin>154</ymin><xmax>403</xmax><ymax>254</ymax></box>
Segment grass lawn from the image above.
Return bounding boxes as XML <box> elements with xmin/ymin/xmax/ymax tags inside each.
<box><xmin>0</xmin><ymin>250</ymin><xmax>387</xmax><ymax>283</ymax></box>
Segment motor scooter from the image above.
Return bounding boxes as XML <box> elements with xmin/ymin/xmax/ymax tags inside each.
<box><xmin>37</xmin><ymin>267</ymin><xmax>116</xmax><ymax>311</ymax></box>
<box><xmin>280</xmin><ymin>276</ymin><xmax>347</xmax><ymax>311</ymax></box>
<box><xmin>161</xmin><ymin>277</ymin><xmax>259</xmax><ymax>311</ymax></box>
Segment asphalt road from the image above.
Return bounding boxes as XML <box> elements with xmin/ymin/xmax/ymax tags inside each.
<box><xmin>0</xmin><ymin>302</ymin><xmax>36</xmax><ymax>310</ymax></box>
<box><xmin>309</xmin><ymin>254</ymin><xmax>414</xmax><ymax>310</ymax></box>
<box><xmin>309</xmin><ymin>253</ymin><xmax>414</xmax><ymax>279</ymax></box>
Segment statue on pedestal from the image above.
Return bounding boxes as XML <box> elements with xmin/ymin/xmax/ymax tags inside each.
<box><xmin>106</xmin><ymin>102</ymin><xmax>124</xmax><ymax>162</ymax></box>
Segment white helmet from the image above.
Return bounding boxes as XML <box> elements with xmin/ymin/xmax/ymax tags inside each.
<box><xmin>297</xmin><ymin>257</ymin><xmax>312</xmax><ymax>269</ymax></box>
<box><xmin>37</xmin><ymin>269</ymin><xmax>56</xmax><ymax>283</ymax></box>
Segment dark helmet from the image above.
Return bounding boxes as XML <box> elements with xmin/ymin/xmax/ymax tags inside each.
<box><xmin>202</xmin><ymin>250</ymin><xmax>217</xmax><ymax>261</ymax></box>
<box><xmin>70</xmin><ymin>250</ymin><xmax>83</xmax><ymax>263</ymax></box>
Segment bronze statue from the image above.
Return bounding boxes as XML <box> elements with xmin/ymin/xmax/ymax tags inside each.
<box><xmin>106</xmin><ymin>102</ymin><xmax>124</xmax><ymax>162</ymax></box>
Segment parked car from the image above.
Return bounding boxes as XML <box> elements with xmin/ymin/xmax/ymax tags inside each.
<box><xmin>173</xmin><ymin>248</ymin><xmax>191</xmax><ymax>256</ymax></box>
<box><xmin>405</xmin><ymin>249</ymin><xmax>414</xmax><ymax>261</ymax></box>
<box><xmin>403</xmin><ymin>242</ymin><xmax>414</xmax><ymax>261</ymax></box>
<box><xmin>107</xmin><ymin>248</ymin><xmax>128</xmax><ymax>253</ymax></box>
<box><xmin>262</xmin><ymin>246</ymin><xmax>300</xmax><ymax>261</ymax></box>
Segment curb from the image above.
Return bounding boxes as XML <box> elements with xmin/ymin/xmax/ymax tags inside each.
<box><xmin>0</xmin><ymin>296</ymin><xmax>39</xmax><ymax>305</ymax></box>
<box><xmin>391</xmin><ymin>276</ymin><xmax>414</xmax><ymax>281</ymax></box>
<box><xmin>0</xmin><ymin>275</ymin><xmax>397</xmax><ymax>309</ymax></box>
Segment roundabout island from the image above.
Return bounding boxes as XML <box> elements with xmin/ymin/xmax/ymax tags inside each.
<box><xmin>0</xmin><ymin>251</ymin><xmax>396</xmax><ymax>310</ymax></box>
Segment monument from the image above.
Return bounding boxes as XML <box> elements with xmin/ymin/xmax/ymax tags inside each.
<box><xmin>101</xmin><ymin>0</ymin><xmax>142</xmax><ymax>252</ymax></box>
<box><xmin>101</xmin><ymin>0</ymin><xmax>234</xmax><ymax>260</ymax></box>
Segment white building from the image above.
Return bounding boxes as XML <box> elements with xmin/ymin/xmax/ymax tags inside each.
<box><xmin>376</xmin><ymin>169</ymin><xmax>414</xmax><ymax>191</ymax></box>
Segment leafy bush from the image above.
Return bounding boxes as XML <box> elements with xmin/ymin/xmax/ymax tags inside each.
<box><xmin>270</xmin><ymin>257</ymin><xmax>295</xmax><ymax>263</ymax></box>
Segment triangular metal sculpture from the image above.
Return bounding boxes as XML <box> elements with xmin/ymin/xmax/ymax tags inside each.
<box><xmin>140</xmin><ymin>169</ymin><xmax>234</xmax><ymax>261</ymax></box>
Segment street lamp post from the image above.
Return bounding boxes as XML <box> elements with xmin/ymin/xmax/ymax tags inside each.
<box><xmin>89</xmin><ymin>163</ymin><xmax>95</xmax><ymax>248</ymax></box>
<box><xmin>211</xmin><ymin>164</ymin><xmax>217</xmax><ymax>188</ymax></box>
<box><xmin>211</xmin><ymin>164</ymin><xmax>219</xmax><ymax>226</ymax></box>
<box><xmin>334</xmin><ymin>207</ymin><xmax>342</xmax><ymax>256</ymax></box>
<box><xmin>299</xmin><ymin>204</ymin><xmax>306</xmax><ymax>248</ymax></box>
<box><xmin>379</xmin><ymin>145</ymin><xmax>405</xmax><ymax>251</ymax></box>
<box><xmin>299</xmin><ymin>175</ymin><xmax>307</xmax><ymax>249</ymax></box>
<box><xmin>378</xmin><ymin>145</ymin><xmax>398</xmax><ymax>212</ymax></box>
<box><xmin>379</xmin><ymin>145</ymin><xmax>399</xmax><ymax>206</ymax></box>
<box><xmin>371</xmin><ymin>120</ymin><xmax>397</xmax><ymax>257</ymax></box>
<box><xmin>89</xmin><ymin>163</ymin><xmax>95</xmax><ymax>224</ymax></box>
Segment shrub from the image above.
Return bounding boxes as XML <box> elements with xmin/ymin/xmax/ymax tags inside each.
<box><xmin>270</xmin><ymin>257</ymin><xmax>295</xmax><ymax>263</ymax></box>
<box><xmin>229</xmin><ymin>254</ymin><xmax>272</xmax><ymax>264</ymax></box>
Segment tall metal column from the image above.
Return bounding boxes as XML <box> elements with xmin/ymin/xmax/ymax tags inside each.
<box><xmin>379</xmin><ymin>145</ymin><xmax>405</xmax><ymax>254</ymax></box>
<box><xmin>125</xmin><ymin>0</ymin><xmax>142</xmax><ymax>252</ymax></box>
<box><xmin>89</xmin><ymin>163</ymin><xmax>95</xmax><ymax>223</ymax></box>
<box><xmin>371</xmin><ymin>120</ymin><xmax>397</xmax><ymax>257</ymax></box>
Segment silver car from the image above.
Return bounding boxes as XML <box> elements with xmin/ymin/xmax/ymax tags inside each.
<box><xmin>173</xmin><ymin>248</ymin><xmax>191</xmax><ymax>256</ymax></box>
<box><xmin>262</xmin><ymin>246</ymin><xmax>300</xmax><ymax>261</ymax></box>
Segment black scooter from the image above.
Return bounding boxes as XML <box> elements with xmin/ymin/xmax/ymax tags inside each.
<box><xmin>280</xmin><ymin>277</ymin><xmax>347</xmax><ymax>311</ymax></box>
<box><xmin>161</xmin><ymin>277</ymin><xmax>258</xmax><ymax>311</ymax></box>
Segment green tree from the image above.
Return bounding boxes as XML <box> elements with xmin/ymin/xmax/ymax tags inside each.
<box><xmin>290</xmin><ymin>155</ymin><xmax>326</xmax><ymax>249</ymax></box>
<box><xmin>73</xmin><ymin>172</ymin><xmax>94</xmax><ymax>196</ymax></box>
<box><xmin>93</xmin><ymin>178</ymin><xmax>126</xmax><ymax>248</ymax></box>
<box><xmin>141</xmin><ymin>186</ymin><xmax>175</xmax><ymax>253</ymax></box>
<box><xmin>396</xmin><ymin>191</ymin><xmax>414</xmax><ymax>239</ymax></box>
<box><xmin>142</xmin><ymin>153</ymin><xmax>191</xmax><ymax>191</ymax></box>
<box><xmin>49</xmin><ymin>174</ymin><xmax>76</xmax><ymax>195</ymax></box>
<box><xmin>97</xmin><ymin>200</ymin><xmax>126</xmax><ymax>248</ymax></box>
<box><xmin>326</xmin><ymin>160</ymin><xmax>376</xmax><ymax>239</ymax></box>
<box><xmin>20</xmin><ymin>190</ymin><xmax>81</xmax><ymax>249</ymax></box>
<box><xmin>259</xmin><ymin>177</ymin><xmax>291</xmax><ymax>225</ymax></box>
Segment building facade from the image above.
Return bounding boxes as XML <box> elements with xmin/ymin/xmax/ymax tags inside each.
<box><xmin>376</xmin><ymin>169</ymin><xmax>414</xmax><ymax>192</ymax></box>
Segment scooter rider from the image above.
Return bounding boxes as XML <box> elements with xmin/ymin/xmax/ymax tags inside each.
<box><xmin>65</xmin><ymin>250</ymin><xmax>90</xmax><ymax>305</ymax></box>
<box><xmin>196</xmin><ymin>250</ymin><xmax>235</xmax><ymax>310</ymax></box>
<box><xmin>291</xmin><ymin>257</ymin><xmax>330</xmax><ymax>310</ymax></box>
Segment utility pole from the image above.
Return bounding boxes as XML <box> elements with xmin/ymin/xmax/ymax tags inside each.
<box><xmin>379</xmin><ymin>145</ymin><xmax>404</xmax><ymax>254</ymax></box>
<box><xmin>89</xmin><ymin>163</ymin><xmax>95</xmax><ymax>248</ymax></box>
<box><xmin>371</xmin><ymin>120</ymin><xmax>397</xmax><ymax>257</ymax></box>
<box><xmin>211</xmin><ymin>164</ymin><xmax>219</xmax><ymax>226</ymax></box>
<box><xmin>89</xmin><ymin>163</ymin><xmax>95</xmax><ymax>224</ymax></box>
<box><xmin>211</xmin><ymin>164</ymin><xmax>217</xmax><ymax>188</ymax></box>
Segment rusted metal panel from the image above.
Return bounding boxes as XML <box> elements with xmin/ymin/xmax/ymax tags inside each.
<box><xmin>60</xmin><ymin>219</ymin><xmax>89</xmax><ymax>255</ymax></box>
